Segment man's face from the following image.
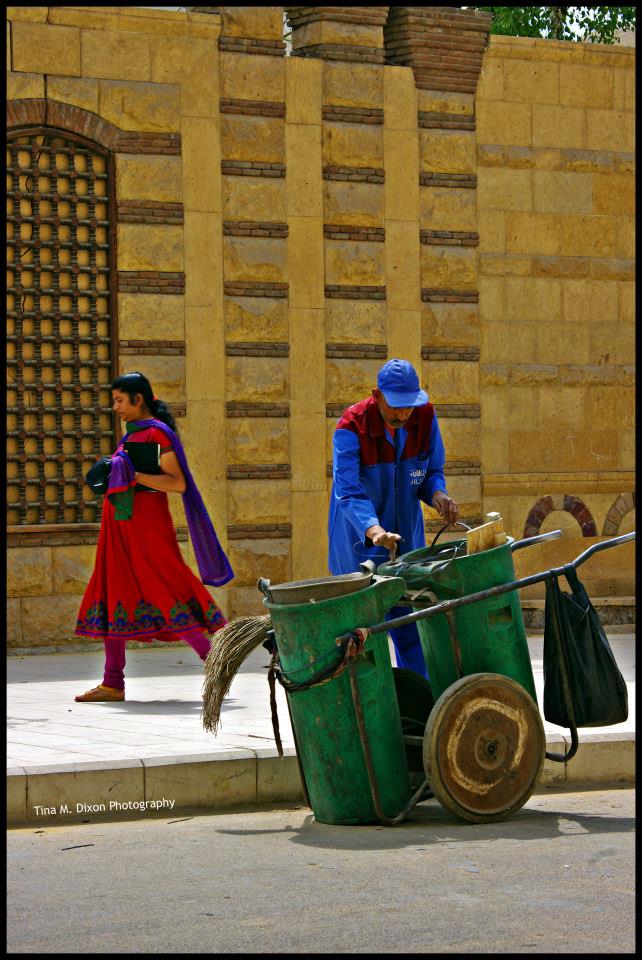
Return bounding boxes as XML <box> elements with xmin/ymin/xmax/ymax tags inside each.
<box><xmin>372</xmin><ymin>389</ymin><xmax>414</xmax><ymax>428</ymax></box>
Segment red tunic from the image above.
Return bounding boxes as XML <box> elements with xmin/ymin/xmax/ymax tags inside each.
<box><xmin>75</xmin><ymin>426</ymin><xmax>226</xmax><ymax>642</ymax></box>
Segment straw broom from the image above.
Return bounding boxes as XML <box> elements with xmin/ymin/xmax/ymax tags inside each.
<box><xmin>201</xmin><ymin>614</ymin><xmax>272</xmax><ymax>733</ymax></box>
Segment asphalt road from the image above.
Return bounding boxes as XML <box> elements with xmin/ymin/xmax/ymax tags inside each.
<box><xmin>7</xmin><ymin>786</ymin><xmax>634</xmax><ymax>954</ymax></box>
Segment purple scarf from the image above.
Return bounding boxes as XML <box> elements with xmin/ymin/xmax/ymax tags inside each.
<box><xmin>109</xmin><ymin>418</ymin><xmax>234</xmax><ymax>587</ymax></box>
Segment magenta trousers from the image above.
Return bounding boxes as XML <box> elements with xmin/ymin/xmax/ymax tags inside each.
<box><xmin>103</xmin><ymin>631</ymin><xmax>211</xmax><ymax>691</ymax></box>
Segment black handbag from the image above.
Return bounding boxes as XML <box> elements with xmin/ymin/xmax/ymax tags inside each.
<box><xmin>543</xmin><ymin>565</ymin><xmax>628</xmax><ymax>728</ymax></box>
<box><xmin>85</xmin><ymin>456</ymin><xmax>112</xmax><ymax>495</ymax></box>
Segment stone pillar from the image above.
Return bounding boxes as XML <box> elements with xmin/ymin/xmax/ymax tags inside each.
<box><xmin>285</xmin><ymin>6</ymin><xmax>389</xmax><ymax>64</ymax></box>
<box><xmin>285</xmin><ymin>57</ymin><xmax>327</xmax><ymax>580</ymax></box>
<box><xmin>215</xmin><ymin>6</ymin><xmax>289</xmax><ymax>615</ymax></box>
<box><xmin>384</xmin><ymin>6</ymin><xmax>492</xmax><ymax>530</ymax></box>
<box><xmin>383</xmin><ymin>66</ymin><xmax>421</xmax><ymax>368</ymax></box>
<box><xmin>384</xmin><ymin>6</ymin><xmax>492</xmax><ymax>93</ymax></box>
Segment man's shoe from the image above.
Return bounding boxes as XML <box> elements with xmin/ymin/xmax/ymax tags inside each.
<box><xmin>75</xmin><ymin>683</ymin><xmax>125</xmax><ymax>702</ymax></box>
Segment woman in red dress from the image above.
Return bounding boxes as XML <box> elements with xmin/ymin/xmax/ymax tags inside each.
<box><xmin>75</xmin><ymin>372</ymin><xmax>233</xmax><ymax>702</ymax></box>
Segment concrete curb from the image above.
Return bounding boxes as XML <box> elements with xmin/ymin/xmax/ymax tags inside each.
<box><xmin>6</xmin><ymin>733</ymin><xmax>634</xmax><ymax>827</ymax></box>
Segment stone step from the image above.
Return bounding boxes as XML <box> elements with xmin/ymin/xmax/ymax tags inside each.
<box><xmin>521</xmin><ymin>596</ymin><xmax>635</xmax><ymax>629</ymax></box>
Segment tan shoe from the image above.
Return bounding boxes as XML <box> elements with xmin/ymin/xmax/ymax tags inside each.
<box><xmin>75</xmin><ymin>683</ymin><xmax>125</xmax><ymax>703</ymax></box>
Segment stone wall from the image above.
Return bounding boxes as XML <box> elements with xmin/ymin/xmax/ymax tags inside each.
<box><xmin>475</xmin><ymin>34</ymin><xmax>636</xmax><ymax>597</ymax></box>
<box><xmin>6</xmin><ymin>6</ymin><xmax>635</xmax><ymax>649</ymax></box>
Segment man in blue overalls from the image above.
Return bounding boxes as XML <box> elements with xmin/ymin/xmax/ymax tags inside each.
<box><xmin>328</xmin><ymin>358</ymin><xmax>459</xmax><ymax>677</ymax></box>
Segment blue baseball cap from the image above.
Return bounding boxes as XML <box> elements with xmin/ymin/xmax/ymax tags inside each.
<box><xmin>377</xmin><ymin>358</ymin><xmax>428</xmax><ymax>408</ymax></box>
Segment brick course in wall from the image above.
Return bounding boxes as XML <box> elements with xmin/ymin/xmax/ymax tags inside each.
<box><xmin>221</xmin><ymin>161</ymin><xmax>286</xmax><ymax>178</ymax></box>
<box><xmin>434</xmin><ymin>404</ymin><xmax>481</xmax><ymax>418</ymax></box>
<box><xmin>324</xmin><ymin>225</ymin><xmax>385</xmax><ymax>241</ymax></box>
<box><xmin>445</xmin><ymin>461</ymin><xmax>481</xmax><ymax>476</ymax></box>
<box><xmin>418</xmin><ymin>112</ymin><xmax>476</xmax><ymax>130</ymax></box>
<box><xmin>420</xmin><ymin>229</ymin><xmax>479</xmax><ymax>247</ymax></box>
<box><xmin>219</xmin><ymin>37</ymin><xmax>285</xmax><ymax>56</ymax></box>
<box><xmin>286</xmin><ymin>7</ymin><xmax>389</xmax><ymax>28</ymax></box>
<box><xmin>420</xmin><ymin>172</ymin><xmax>477</xmax><ymax>188</ymax></box>
<box><xmin>422</xmin><ymin>288</ymin><xmax>479</xmax><ymax>303</ymax></box>
<box><xmin>296</xmin><ymin>45</ymin><xmax>385</xmax><ymax>64</ymax></box>
<box><xmin>117</xmin><ymin>201</ymin><xmax>184</xmax><ymax>225</ymax></box>
<box><xmin>118</xmin><ymin>271</ymin><xmax>185</xmax><ymax>294</ymax></box>
<box><xmin>325</xmin><ymin>285</ymin><xmax>386</xmax><ymax>300</ymax></box>
<box><xmin>326</xmin><ymin>403</ymin><xmax>350</xmax><ymax>419</ymax></box>
<box><xmin>227</xmin><ymin>464</ymin><xmax>291</xmax><ymax>480</ymax></box>
<box><xmin>220</xmin><ymin>98</ymin><xmax>286</xmax><ymax>118</ymax></box>
<box><xmin>115</xmin><ymin>133</ymin><xmax>181</xmax><ymax>155</ymax></box>
<box><xmin>326</xmin><ymin>343</ymin><xmax>387</xmax><ymax>360</ymax></box>
<box><xmin>223</xmin><ymin>281</ymin><xmax>288</xmax><ymax>298</ymax></box>
<box><xmin>225</xmin><ymin>342</ymin><xmax>289</xmax><ymax>357</ymax></box>
<box><xmin>226</xmin><ymin>402</ymin><xmax>290</xmax><ymax>418</ymax></box>
<box><xmin>422</xmin><ymin>347</ymin><xmax>480</xmax><ymax>361</ymax></box>
<box><xmin>228</xmin><ymin>523</ymin><xmax>292</xmax><ymax>540</ymax></box>
<box><xmin>6</xmin><ymin>525</ymin><xmax>189</xmax><ymax>547</ymax></box>
<box><xmin>322</xmin><ymin>105</ymin><xmax>384</xmax><ymax>124</ymax></box>
<box><xmin>119</xmin><ymin>340</ymin><xmax>186</xmax><ymax>356</ymax></box>
<box><xmin>223</xmin><ymin>221</ymin><xmax>289</xmax><ymax>238</ymax></box>
<box><xmin>323</xmin><ymin>165</ymin><xmax>385</xmax><ymax>183</ymax></box>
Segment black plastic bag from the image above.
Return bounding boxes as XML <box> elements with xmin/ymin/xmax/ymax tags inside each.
<box><xmin>543</xmin><ymin>565</ymin><xmax>628</xmax><ymax>728</ymax></box>
<box><xmin>85</xmin><ymin>456</ymin><xmax>112</xmax><ymax>495</ymax></box>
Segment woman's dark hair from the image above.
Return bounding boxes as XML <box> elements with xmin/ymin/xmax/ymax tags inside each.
<box><xmin>111</xmin><ymin>371</ymin><xmax>178</xmax><ymax>434</ymax></box>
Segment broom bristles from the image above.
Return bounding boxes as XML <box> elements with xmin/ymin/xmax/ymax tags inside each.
<box><xmin>201</xmin><ymin>614</ymin><xmax>272</xmax><ymax>733</ymax></box>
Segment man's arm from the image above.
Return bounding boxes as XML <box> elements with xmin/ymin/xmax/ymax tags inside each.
<box><xmin>333</xmin><ymin>429</ymin><xmax>402</xmax><ymax>557</ymax></box>
<box><xmin>332</xmin><ymin>427</ymin><xmax>380</xmax><ymax>539</ymax></box>
<box><xmin>417</xmin><ymin>415</ymin><xmax>459</xmax><ymax>524</ymax></box>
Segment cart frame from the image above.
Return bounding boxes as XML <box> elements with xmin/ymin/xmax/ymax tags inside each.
<box><xmin>336</xmin><ymin>530</ymin><xmax>635</xmax><ymax>826</ymax></box>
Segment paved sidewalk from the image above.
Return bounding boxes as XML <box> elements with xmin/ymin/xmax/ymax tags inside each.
<box><xmin>7</xmin><ymin>632</ymin><xmax>635</xmax><ymax>825</ymax></box>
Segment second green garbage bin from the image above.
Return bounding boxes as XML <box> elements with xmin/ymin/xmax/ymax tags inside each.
<box><xmin>264</xmin><ymin>575</ymin><xmax>410</xmax><ymax>825</ymax></box>
<box><xmin>378</xmin><ymin>537</ymin><xmax>538</xmax><ymax>703</ymax></box>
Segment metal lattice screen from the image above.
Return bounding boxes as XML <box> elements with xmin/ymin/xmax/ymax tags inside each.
<box><xmin>7</xmin><ymin>130</ymin><xmax>115</xmax><ymax>525</ymax></box>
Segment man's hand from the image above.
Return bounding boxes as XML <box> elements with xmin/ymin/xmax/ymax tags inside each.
<box><xmin>432</xmin><ymin>490</ymin><xmax>459</xmax><ymax>525</ymax></box>
<box><xmin>366</xmin><ymin>524</ymin><xmax>401</xmax><ymax>561</ymax></box>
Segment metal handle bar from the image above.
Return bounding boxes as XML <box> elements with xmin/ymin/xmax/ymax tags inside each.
<box><xmin>510</xmin><ymin>529</ymin><xmax>563</xmax><ymax>552</ymax></box>
<box><xmin>346</xmin><ymin>530</ymin><xmax>636</xmax><ymax>639</ymax></box>
<box><xmin>571</xmin><ymin>530</ymin><xmax>635</xmax><ymax>568</ymax></box>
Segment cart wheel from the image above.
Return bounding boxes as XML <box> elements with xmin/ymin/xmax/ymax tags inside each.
<box><xmin>423</xmin><ymin>672</ymin><xmax>545</xmax><ymax>824</ymax></box>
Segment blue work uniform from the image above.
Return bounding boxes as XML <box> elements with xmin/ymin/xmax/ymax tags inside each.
<box><xmin>328</xmin><ymin>395</ymin><xmax>448</xmax><ymax>677</ymax></box>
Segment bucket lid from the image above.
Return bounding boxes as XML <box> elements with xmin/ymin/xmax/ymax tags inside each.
<box><xmin>257</xmin><ymin>570</ymin><xmax>373</xmax><ymax>605</ymax></box>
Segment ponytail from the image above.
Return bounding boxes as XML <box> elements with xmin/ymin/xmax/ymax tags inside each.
<box><xmin>151</xmin><ymin>397</ymin><xmax>178</xmax><ymax>434</ymax></box>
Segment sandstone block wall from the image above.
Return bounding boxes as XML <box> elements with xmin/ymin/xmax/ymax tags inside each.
<box><xmin>476</xmin><ymin>35</ymin><xmax>635</xmax><ymax>597</ymax></box>
<box><xmin>6</xmin><ymin>7</ymin><xmax>635</xmax><ymax>648</ymax></box>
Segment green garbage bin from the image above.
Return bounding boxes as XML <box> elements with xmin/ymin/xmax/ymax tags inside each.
<box><xmin>264</xmin><ymin>575</ymin><xmax>411</xmax><ymax>825</ymax></box>
<box><xmin>378</xmin><ymin>537</ymin><xmax>538</xmax><ymax>704</ymax></box>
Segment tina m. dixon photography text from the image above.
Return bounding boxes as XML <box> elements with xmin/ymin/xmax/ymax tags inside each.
<box><xmin>33</xmin><ymin>798</ymin><xmax>176</xmax><ymax>816</ymax></box>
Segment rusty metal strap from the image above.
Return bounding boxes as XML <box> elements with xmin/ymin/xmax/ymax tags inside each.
<box><xmin>266</xmin><ymin>630</ymin><xmax>368</xmax><ymax>757</ymax></box>
<box><xmin>271</xmin><ymin>630</ymin><xmax>367</xmax><ymax>694</ymax></box>
<box><xmin>267</xmin><ymin>658</ymin><xmax>284</xmax><ymax>758</ymax></box>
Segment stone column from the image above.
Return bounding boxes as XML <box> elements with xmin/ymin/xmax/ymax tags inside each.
<box><xmin>383</xmin><ymin>65</ymin><xmax>421</xmax><ymax>368</ymax></box>
<box><xmin>384</xmin><ymin>6</ymin><xmax>492</xmax><ymax>530</ymax></box>
<box><xmin>215</xmin><ymin>6</ymin><xmax>289</xmax><ymax>615</ymax></box>
<box><xmin>286</xmin><ymin>7</ymin><xmax>389</xmax><ymax>64</ymax></box>
<box><xmin>285</xmin><ymin>56</ymin><xmax>327</xmax><ymax>580</ymax></box>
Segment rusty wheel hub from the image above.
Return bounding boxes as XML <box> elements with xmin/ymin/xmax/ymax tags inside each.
<box><xmin>423</xmin><ymin>672</ymin><xmax>546</xmax><ymax>823</ymax></box>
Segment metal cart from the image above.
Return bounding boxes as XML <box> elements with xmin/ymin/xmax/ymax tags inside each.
<box><xmin>339</xmin><ymin>529</ymin><xmax>635</xmax><ymax>825</ymax></box>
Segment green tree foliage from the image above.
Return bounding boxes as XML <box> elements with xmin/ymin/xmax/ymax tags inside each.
<box><xmin>472</xmin><ymin>7</ymin><xmax>636</xmax><ymax>43</ymax></box>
